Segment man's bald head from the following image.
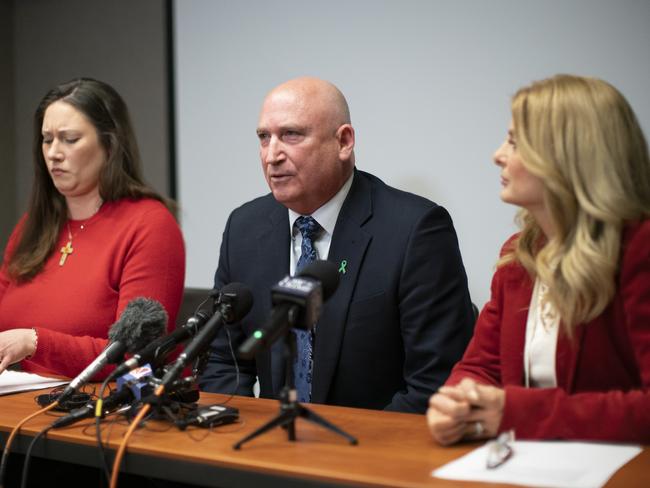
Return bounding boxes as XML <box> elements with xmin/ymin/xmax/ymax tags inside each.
<box><xmin>257</xmin><ymin>77</ymin><xmax>356</xmax><ymax>215</ymax></box>
<box><xmin>263</xmin><ymin>77</ymin><xmax>351</xmax><ymax>131</ymax></box>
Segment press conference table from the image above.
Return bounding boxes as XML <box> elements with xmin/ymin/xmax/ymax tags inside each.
<box><xmin>1</xmin><ymin>389</ymin><xmax>648</xmax><ymax>488</ymax></box>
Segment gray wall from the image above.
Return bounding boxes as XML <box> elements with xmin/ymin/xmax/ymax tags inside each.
<box><xmin>4</xmin><ymin>1</ymin><xmax>650</xmax><ymax>307</ymax></box>
<box><xmin>0</xmin><ymin>0</ymin><xmax>16</xmax><ymax>248</ymax></box>
<box><xmin>174</xmin><ymin>0</ymin><xmax>650</xmax><ymax>307</ymax></box>
<box><xmin>3</xmin><ymin>0</ymin><xmax>171</xmax><ymax>246</ymax></box>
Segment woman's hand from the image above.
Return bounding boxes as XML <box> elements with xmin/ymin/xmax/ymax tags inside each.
<box><xmin>0</xmin><ymin>328</ymin><xmax>37</xmax><ymax>374</ymax></box>
<box><xmin>456</xmin><ymin>378</ymin><xmax>505</xmax><ymax>440</ymax></box>
<box><xmin>427</xmin><ymin>383</ymin><xmax>472</xmax><ymax>445</ymax></box>
<box><xmin>427</xmin><ymin>378</ymin><xmax>506</xmax><ymax>445</ymax></box>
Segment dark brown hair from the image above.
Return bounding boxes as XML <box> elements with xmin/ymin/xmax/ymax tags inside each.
<box><xmin>8</xmin><ymin>78</ymin><xmax>174</xmax><ymax>282</ymax></box>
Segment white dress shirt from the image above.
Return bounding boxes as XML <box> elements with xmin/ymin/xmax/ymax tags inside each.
<box><xmin>288</xmin><ymin>173</ymin><xmax>354</xmax><ymax>275</ymax></box>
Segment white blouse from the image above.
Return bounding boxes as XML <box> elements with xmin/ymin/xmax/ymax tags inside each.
<box><xmin>523</xmin><ymin>279</ymin><xmax>560</xmax><ymax>388</ymax></box>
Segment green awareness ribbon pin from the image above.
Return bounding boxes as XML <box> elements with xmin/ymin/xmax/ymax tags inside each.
<box><xmin>338</xmin><ymin>260</ymin><xmax>347</xmax><ymax>274</ymax></box>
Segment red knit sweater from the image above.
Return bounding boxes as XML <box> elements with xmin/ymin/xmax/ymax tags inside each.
<box><xmin>0</xmin><ymin>198</ymin><xmax>185</xmax><ymax>379</ymax></box>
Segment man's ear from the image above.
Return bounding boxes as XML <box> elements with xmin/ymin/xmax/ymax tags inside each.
<box><xmin>336</xmin><ymin>124</ymin><xmax>355</xmax><ymax>160</ymax></box>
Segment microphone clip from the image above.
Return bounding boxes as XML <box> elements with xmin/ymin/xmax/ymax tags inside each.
<box><xmin>215</xmin><ymin>288</ymin><xmax>239</xmax><ymax>323</ymax></box>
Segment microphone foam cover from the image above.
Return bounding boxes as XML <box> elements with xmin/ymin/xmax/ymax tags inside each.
<box><xmin>108</xmin><ymin>297</ymin><xmax>168</xmax><ymax>352</ymax></box>
<box><xmin>298</xmin><ymin>260</ymin><xmax>340</xmax><ymax>300</ymax></box>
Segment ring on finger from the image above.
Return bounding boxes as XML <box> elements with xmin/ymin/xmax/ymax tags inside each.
<box><xmin>474</xmin><ymin>421</ymin><xmax>485</xmax><ymax>437</ymax></box>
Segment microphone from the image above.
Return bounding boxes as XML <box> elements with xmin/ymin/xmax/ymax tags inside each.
<box><xmin>51</xmin><ymin>365</ymin><xmax>157</xmax><ymax>429</ymax></box>
<box><xmin>159</xmin><ymin>283</ymin><xmax>253</xmax><ymax>390</ymax></box>
<box><xmin>110</xmin><ymin>307</ymin><xmax>213</xmax><ymax>379</ymax></box>
<box><xmin>56</xmin><ymin>298</ymin><xmax>167</xmax><ymax>404</ymax></box>
<box><xmin>51</xmin><ymin>387</ymin><xmax>134</xmax><ymax>429</ymax></box>
<box><xmin>238</xmin><ymin>260</ymin><xmax>340</xmax><ymax>359</ymax></box>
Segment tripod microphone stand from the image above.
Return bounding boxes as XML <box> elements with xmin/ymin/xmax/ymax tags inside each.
<box><xmin>233</xmin><ymin>330</ymin><xmax>358</xmax><ymax>449</ymax></box>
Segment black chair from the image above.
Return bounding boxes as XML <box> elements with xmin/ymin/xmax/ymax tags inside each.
<box><xmin>176</xmin><ymin>287</ymin><xmax>213</xmax><ymax>325</ymax></box>
<box><xmin>471</xmin><ymin>302</ymin><xmax>480</xmax><ymax>324</ymax></box>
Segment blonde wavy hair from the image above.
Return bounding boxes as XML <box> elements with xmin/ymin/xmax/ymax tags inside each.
<box><xmin>500</xmin><ymin>74</ymin><xmax>650</xmax><ymax>332</ymax></box>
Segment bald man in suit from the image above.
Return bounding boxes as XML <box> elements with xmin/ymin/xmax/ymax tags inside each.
<box><xmin>199</xmin><ymin>77</ymin><xmax>474</xmax><ymax>413</ymax></box>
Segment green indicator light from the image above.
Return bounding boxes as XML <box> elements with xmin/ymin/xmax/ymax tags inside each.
<box><xmin>254</xmin><ymin>331</ymin><xmax>263</xmax><ymax>339</ymax></box>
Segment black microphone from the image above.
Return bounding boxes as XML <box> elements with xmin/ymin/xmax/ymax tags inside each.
<box><xmin>110</xmin><ymin>307</ymin><xmax>213</xmax><ymax>379</ymax></box>
<box><xmin>159</xmin><ymin>283</ymin><xmax>253</xmax><ymax>390</ymax></box>
<box><xmin>238</xmin><ymin>260</ymin><xmax>340</xmax><ymax>359</ymax></box>
<box><xmin>51</xmin><ymin>388</ymin><xmax>134</xmax><ymax>429</ymax></box>
<box><xmin>52</xmin><ymin>364</ymin><xmax>157</xmax><ymax>429</ymax></box>
<box><xmin>56</xmin><ymin>298</ymin><xmax>167</xmax><ymax>404</ymax></box>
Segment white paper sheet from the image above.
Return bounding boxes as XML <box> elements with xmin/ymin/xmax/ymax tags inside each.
<box><xmin>433</xmin><ymin>440</ymin><xmax>642</xmax><ymax>488</ymax></box>
<box><xmin>0</xmin><ymin>370</ymin><xmax>68</xmax><ymax>395</ymax></box>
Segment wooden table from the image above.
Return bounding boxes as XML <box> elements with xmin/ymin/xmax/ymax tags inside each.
<box><xmin>1</xmin><ymin>389</ymin><xmax>648</xmax><ymax>487</ymax></box>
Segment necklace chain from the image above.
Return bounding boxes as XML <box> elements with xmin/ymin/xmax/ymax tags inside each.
<box><xmin>59</xmin><ymin>199</ymin><xmax>103</xmax><ymax>267</ymax></box>
<box><xmin>538</xmin><ymin>282</ymin><xmax>558</xmax><ymax>330</ymax></box>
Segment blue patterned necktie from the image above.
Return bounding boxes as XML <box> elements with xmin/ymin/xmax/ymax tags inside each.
<box><xmin>293</xmin><ymin>216</ymin><xmax>321</xmax><ymax>402</ymax></box>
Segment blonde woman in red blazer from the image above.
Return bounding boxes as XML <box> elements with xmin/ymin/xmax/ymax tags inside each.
<box><xmin>427</xmin><ymin>74</ymin><xmax>650</xmax><ymax>444</ymax></box>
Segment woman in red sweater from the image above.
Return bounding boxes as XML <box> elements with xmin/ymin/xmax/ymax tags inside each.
<box><xmin>427</xmin><ymin>75</ymin><xmax>650</xmax><ymax>443</ymax></box>
<box><xmin>0</xmin><ymin>78</ymin><xmax>185</xmax><ymax>379</ymax></box>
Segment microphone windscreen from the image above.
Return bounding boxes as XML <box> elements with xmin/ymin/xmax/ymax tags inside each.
<box><xmin>298</xmin><ymin>260</ymin><xmax>340</xmax><ymax>300</ymax></box>
<box><xmin>219</xmin><ymin>282</ymin><xmax>253</xmax><ymax>322</ymax></box>
<box><xmin>108</xmin><ymin>297</ymin><xmax>168</xmax><ymax>352</ymax></box>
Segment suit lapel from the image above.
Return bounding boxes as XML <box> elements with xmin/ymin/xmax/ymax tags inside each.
<box><xmin>256</xmin><ymin>202</ymin><xmax>291</xmax><ymax>395</ymax></box>
<box><xmin>555</xmin><ymin>318</ymin><xmax>586</xmax><ymax>392</ymax></box>
<box><xmin>311</xmin><ymin>171</ymin><xmax>373</xmax><ymax>403</ymax></box>
<box><xmin>501</xmin><ymin>267</ymin><xmax>532</xmax><ymax>385</ymax></box>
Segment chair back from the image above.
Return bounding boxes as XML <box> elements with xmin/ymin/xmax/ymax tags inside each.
<box><xmin>177</xmin><ymin>287</ymin><xmax>213</xmax><ymax>325</ymax></box>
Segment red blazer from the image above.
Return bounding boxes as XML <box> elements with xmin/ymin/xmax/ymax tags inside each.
<box><xmin>447</xmin><ymin>220</ymin><xmax>650</xmax><ymax>442</ymax></box>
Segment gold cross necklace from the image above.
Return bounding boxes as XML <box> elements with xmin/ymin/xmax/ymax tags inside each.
<box><xmin>59</xmin><ymin>225</ymin><xmax>74</xmax><ymax>266</ymax></box>
<box><xmin>59</xmin><ymin>199</ymin><xmax>103</xmax><ymax>266</ymax></box>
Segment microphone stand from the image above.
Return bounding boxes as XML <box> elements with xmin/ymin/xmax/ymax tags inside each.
<box><xmin>233</xmin><ymin>329</ymin><xmax>357</xmax><ymax>449</ymax></box>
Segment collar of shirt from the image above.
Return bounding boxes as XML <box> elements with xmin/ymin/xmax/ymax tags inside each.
<box><xmin>288</xmin><ymin>172</ymin><xmax>354</xmax><ymax>274</ymax></box>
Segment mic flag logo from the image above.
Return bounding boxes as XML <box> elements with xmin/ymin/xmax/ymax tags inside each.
<box><xmin>116</xmin><ymin>364</ymin><xmax>154</xmax><ymax>401</ymax></box>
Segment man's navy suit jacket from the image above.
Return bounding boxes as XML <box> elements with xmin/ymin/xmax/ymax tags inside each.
<box><xmin>200</xmin><ymin>169</ymin><xmax>474</xmax><ymax>413</ymax></box>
